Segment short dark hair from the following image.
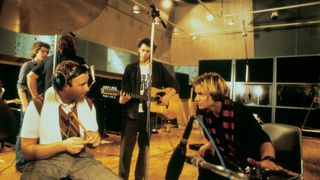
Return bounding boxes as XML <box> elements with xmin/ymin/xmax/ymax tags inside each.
<box><xmin>31</xmin><ymin>41</ymin><xmax>50</xmax><ymax>59</ymax></box>
<box><xmin>137</xmin><ymin>37</ymin><xmax>157</xmax><ymax>51</ymax></box>
<box><xmin>58</xmin><ymin>35</ymin><xmax>76</xmax><ymax>54</ymax></box>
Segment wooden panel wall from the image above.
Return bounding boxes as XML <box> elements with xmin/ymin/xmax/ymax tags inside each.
<box><xmin>75</xmin><ymin>0</ymin><xmax>172</xmax><ymax>64</ymax></box>
<box><xmin>75</xmin><ymin>0</ymin><xmax>254</xmax><ymax>66</ymax></box>
<box><xmin>171</xmin><ymin>0</ymin><xmax>254</xmax><ymax>65</ymax></box>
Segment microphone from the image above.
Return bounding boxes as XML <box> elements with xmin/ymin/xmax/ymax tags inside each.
<box><xmin>185</xmin><ymin>156</ymin><xmax>249</xmax><ymax>180</ymax></box>
<box><xmin>149</xmin><ymin>3</ymin><xmax>167</xmax><ymax>28</ymax></box>
<box><xmin>89</xmin><ymin>65</ymin><xmax>96</xmax><ymax>88</ymax></box>
<box><xmin>165</xmin><ymin>116</ymin><xmax>196</xmax><ymax>180</ymax></box>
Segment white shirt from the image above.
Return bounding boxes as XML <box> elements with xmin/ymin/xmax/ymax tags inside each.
<box><xmin>21</xmin><ymin>87</ymin><xmax>98</xmax><ymax>144</ymax></box>
<box><xmin>139</xmin><ymin>64</ymin><xmax>149</xmax><ymax>112</ymax></box>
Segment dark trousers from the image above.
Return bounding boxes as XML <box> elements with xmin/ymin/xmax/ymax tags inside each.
<box><xmin>119</xmin><ymin>113</ymin><xmax>154</xmax><ymax>180</ymax></box>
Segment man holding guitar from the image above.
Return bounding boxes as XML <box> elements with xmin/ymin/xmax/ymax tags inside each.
<box><xmin>118</xmin><ymin>37</ymin><xmax>180</xmax><ymax>180</ymax></box>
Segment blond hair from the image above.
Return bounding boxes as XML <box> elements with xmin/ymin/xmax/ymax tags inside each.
<box><xmin>193</xmin><ymin>72</ymin><xmax>230</xmax><ymax>100</ymax></box>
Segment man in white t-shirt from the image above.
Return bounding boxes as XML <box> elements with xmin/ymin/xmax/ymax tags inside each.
<box><xmin>20</xmin><ymin>60</ymin><xmax>119</xmax><ymax>179</ymax></box>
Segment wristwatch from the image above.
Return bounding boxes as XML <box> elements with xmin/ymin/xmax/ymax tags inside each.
<box><xmin>262</xmin><ymin>156</ymin><xmax>276</xmax><ymax>163</ymax></box>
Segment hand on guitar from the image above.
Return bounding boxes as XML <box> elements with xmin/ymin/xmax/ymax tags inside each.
<box><xmin>247</xmin><ymin>157</ymin><xmax>299</xmax><ymax>177</ymax></box>
<box><xmin>160</xmin><ymin>88</ymin><xmax>176</xmax><ymax>106</ymax></box>
<box><xmin>119</xmin><ymin>91</ymin><xmax>131</xmax><ymax>104</ymax></box>
<box><xmin>247</xmin><ymin>157</ymin><xmax>283</xmax><ymax>172</ymax></box>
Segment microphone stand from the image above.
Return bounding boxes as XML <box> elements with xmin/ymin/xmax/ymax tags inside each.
<box><xmin>52</xmin><ymin>34</ymin><xmax>59</xmax><ymax>73</ymax></box>
<box><xmin>144</xmin><ymin>1</ymin><xmax>167</xmax><ymax>179</ymax></box>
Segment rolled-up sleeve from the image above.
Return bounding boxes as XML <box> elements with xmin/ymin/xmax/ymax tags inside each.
<box><xmin>20</xmin><ymin>102</ymin><xmax>40</xmax><ymax>138</ymax></box>
<box><xmin>17</xmin><ymin>63</ymin><xmax>29</xmax><ymax>91</ymax></box>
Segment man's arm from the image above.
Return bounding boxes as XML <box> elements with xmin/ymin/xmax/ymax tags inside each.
<box><xmin>27</xmin><ymin>71</ymin><xmax>39</xmax><ymax>98</ymax></box>
<box><xmin>247</xmin><ymin>142</ymin><xmax>283</xmax><ymax>171</ymax></box>
<box><xmin>259</xmin><ymin>142</ymin><xmax>276</xmax><ymax>160</ymax></box>
<box><xmin>119</xmin><ymin>65</ymin><xmax>132</xmax><ymax>105</ymax></box>
<box><xmin>21</xmin><ymin>137</ymin><xmax>85</xmax><ymax>160</ymax></box>
<box><xmin>17</xmin><ymin>89</ymin><xmax>29</xmax><ymax>112</ymax></box>
<box><xmin>119</xmin><ymin>92</ymin><xmax>131</xmax><ymax>104</ymax></box>
<box><xmin>17</xmin><ymin>62</ymin><xmax>30</xmax><ymax>110</ymax></box>
<box><xmin>158</xmin><ymin>63</ymin><xmax>180</xmax><ymax>105</ymax></box>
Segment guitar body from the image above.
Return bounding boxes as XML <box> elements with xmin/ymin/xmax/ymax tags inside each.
<box><xmin>149</xmin><ymin>87</ymin><xmax>179</xmax><ymax>115</ymax></box>
<box><xmin>101</xmin><ymin>86</ymin><xmax>187</xmax><ymax>126</ymax></box>
<box><xmin>150</xmin><ymin>88</ymin><xmax>187</xmax><ymax>127</ymax></box>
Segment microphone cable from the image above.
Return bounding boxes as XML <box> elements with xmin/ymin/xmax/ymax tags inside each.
<box><xmin>194</xmin><ymin>116</ymin><xmax>226</xmax><ymax>169</ymax></box>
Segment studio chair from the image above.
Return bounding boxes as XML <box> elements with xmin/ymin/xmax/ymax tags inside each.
<box><xmin>262</xmin><ymin>123</ymin><xmax>303</xmax><ymax>176</ymax></box>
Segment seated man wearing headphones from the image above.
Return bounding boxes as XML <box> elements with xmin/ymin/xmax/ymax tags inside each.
<box><xmin>193</xmin><ymin>72</ymin><xmax>285</xmax><ymax>179</ymax></box>
<box><xmin>20</xmin><ymin>60</ymin><xmax>119</xmax><ymax>179</ymax></box>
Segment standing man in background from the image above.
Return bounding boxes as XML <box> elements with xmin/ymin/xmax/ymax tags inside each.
<box><xmin>27</xmin><ymin>34</ymin><xmax>86</xmax><ymax>98</ymax></box>
<box><xmin>118</xmin><ymin>37</ymin><xmax>180</xmax><ymax>180</ymax></box>
<box><xmin>16</xmin><ymin>41</ymin><xmax>50</xmax><ymax>172</ymax></box>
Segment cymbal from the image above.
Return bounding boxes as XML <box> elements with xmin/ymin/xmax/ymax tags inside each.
<box><xmin>0</xmin><ymin>0</ymin><xmax>107</xmax><ymax>35</ymax></box>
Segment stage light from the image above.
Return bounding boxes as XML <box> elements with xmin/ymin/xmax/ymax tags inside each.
<box><xmin>133</xmin><ymin>4</ymin><xmax>140</xmax><ymax>14</ymax></box>
<box><xmin>228</xmin><ymin>18</ymin><xmax>235</xmax><ymax>26</ymax></box>
<box><xmin>254</xmin><ymin>86</ymin><xmax>263</xmax><ymax>97</ymax></box>
<box><xmin>271</xmin><ymin>11</ymin><xmax>279</xmax><ymax>20</ymax></box>
<box><xmin>235</xmin><ymin>83</ymin><xmax>246</xmax><ymax>96</ymax></box>
<box><xmin>162</xmin><ymin>0</ymin><xmax>173</xmax><ymax>9</ymax></box>
<box><xmin>173</xmin><ymin>28</ymin><xmax>179</xmax><ymax>35</ymax></box>
<box><xmin>206</xmin><ymin>12</ymin><xmax>214</xmax><ymax>21</ymax></box>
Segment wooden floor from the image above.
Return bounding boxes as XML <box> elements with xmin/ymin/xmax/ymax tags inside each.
<box><xmin>1</xmin><ymin>125</ymin><xmax>320</xmax><ymax>180</ymax></box>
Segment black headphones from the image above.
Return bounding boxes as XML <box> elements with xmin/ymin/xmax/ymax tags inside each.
<box><xmin>52</xmin><ymin>64</ymin><xmax>89</xmax><ymax>91</ymax></box>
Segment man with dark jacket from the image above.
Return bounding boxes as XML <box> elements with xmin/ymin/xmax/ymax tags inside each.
<box><xmin>118</xmin><ymin>37</ymin><xmax>180</xmax><ymax>180</ymax></box>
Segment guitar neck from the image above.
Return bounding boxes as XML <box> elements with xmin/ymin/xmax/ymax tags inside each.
<box><xmin>129</xmin><ymin>92</ymin><xmax>154</xmax><ymax>101</ymax></box>
<box><xmin>101</xmin><ymin>86</ymin><xmax>156</xmax><ymax>101</ymax></box>
<box><xmin>5</xmin><ymin>98</ymin><xmax>20</xmax><ymax>104</ymax></box>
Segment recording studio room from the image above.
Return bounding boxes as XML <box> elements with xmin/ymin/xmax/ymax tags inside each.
<box><xmin>0</xmin><ymin>0</ymin><xmax>319</xmax><ymax>179</ymax></box>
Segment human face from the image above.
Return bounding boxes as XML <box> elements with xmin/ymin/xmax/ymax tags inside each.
<box><xmin>194</xmin><ymin>84</ymin><xmax>214</xmax><ymax>110</ymax></box>
<box><xmin>35</xmin><ymin>47</ymin><xmax>49</xmax><ymax>63</ymax></box>
<box><xmin>138</xmin><ymin>44</ymin><xmax>151</xmax><ymax>65</ymax></box>
<box><xmin>66</xmin><ymin>73</ymin><xmax>90</xmax><ymax>102</ymax></box>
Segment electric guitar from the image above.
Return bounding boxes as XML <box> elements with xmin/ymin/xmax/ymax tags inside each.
<box><xmin>100</xmin><ymin>86</ymin><xmax>181</xmax><ymax>116</ymax></box>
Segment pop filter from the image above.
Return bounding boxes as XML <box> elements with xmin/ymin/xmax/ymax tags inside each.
<box><xmin>165</xmin><ymin>116</ymin><xmax>196</xmax><ymax>180</ymax></box>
